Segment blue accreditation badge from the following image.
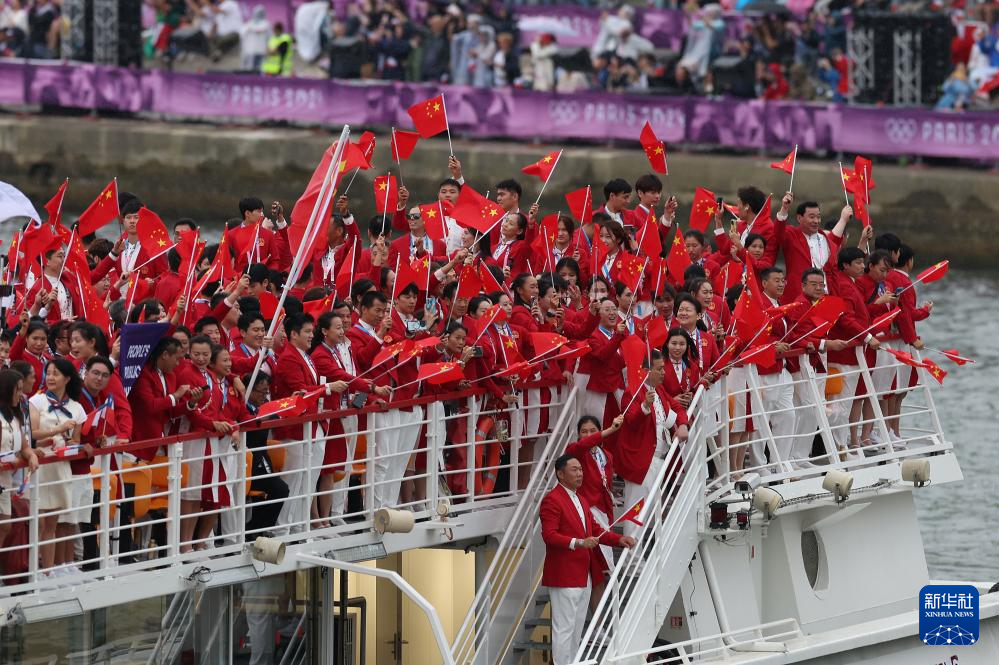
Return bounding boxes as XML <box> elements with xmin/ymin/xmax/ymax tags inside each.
<box><xmin>919</xmin><ymin>584</ymin><xmax>979</xmax><ymax>646</ymax></box>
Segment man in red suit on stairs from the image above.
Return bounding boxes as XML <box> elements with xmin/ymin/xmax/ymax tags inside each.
<box><xmin>540</xmin><ymin>454</ymin><xmax>635</xmax><ymax>665</ymax></box>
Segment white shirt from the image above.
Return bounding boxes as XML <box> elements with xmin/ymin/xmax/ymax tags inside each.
<box><xmin>214</xmin><ymin>0</ymin><xmax>243</xmax><ymax>36</ymax></box>
<box><xmin>121</xmin><ymin>239</ymin><xmax>141</xmax><ymax>272</ymax></box>
<box><xmin>805</xmin><ymin>231</ymin><xmax>830</xmax><ymax>269</ymax></box>
<box><xmin>641</xmin><ymin>388</ymin><xmax>677</xmax><ymax>453</ymax></box>
<box><xmin>45</xmin><ymin>274</ymin><xmax>71</xmax><ymax>319</ymax></box>
<box><xmin>444</xmin><ymin>216</ymin><xmax>464</xmax><ymax>256</ymax></box>
<box><xmin>560</xmin><ymin>483</ymin><xmax>587</xmax><ymax>549</ymax></box>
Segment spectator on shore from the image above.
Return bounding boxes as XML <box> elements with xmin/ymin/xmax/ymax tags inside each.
<box><xmin>936</xmin><ymin>62</ymin><xmax>975</xmax><ymax>110</ymax></box>
<box><xmin>679</xmin><ymin>5</ymin><xmax>724</xmax><ymax>81</ymax></box>
<box><xmin>421</xmin><ymin>14</ymin><xmax>450</xmax><ymax>82</ymax></box>
<box><xmin>262</xmin><ymin>22</ymin><xmax>293</xmax><ymax>77</ymax></box>
<box><xmin>26</xmin><ymin>0</ymin><xmax>59</xmax><ymax>59</ymax></box>
<box><xmin>492</xmin><ymin>31</ymin><xmax>521</xmax><ymax>87</ymax></box>
<box><xmin>241</xmin><ymin>5</ymin><xmax>270</xmax><ymax>72</ymax></box>
<box><xmin>530</xmin><ymin>32</ymin><xmax>558</xmax><ymax>91</ymax></box>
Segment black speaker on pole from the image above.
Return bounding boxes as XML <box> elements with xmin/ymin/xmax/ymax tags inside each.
<box><xmin>65</xmin><ymin>0</ymin><xmax>141</xmax><ymax>67</ymax></box>
<box><xmin>850</xmin><ymin>11</ymin><xmax>953</xmax><ymax>106</ymax></box>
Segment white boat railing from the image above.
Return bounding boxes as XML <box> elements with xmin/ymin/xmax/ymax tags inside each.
<box><xmin>571</xmin><ymin>343</ymin><xmax>956</xmax><ymax>664</ymax></box>
<box><xmin>571</xmin><ymin>388</ymin><xmax>707</xmax><ymax>665</ymax></box>
<box><xmin>0</xmin><ymin>385</ymin><xmax>571</xmax><ymax>601</ymax></box>
<box><xmin>450</xmin><ymin>386</ymin><xmax>580</xmax><ymax>665</ymax></box>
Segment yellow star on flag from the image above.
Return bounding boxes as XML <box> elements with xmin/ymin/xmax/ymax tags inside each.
<box><xmin>654</xmin><ymin>146</ymin><xmax>663</xmax><ymax>154</ymax></box>
<box><xmin>157</xmin><ymin>238</ymin><xmax>167</xmax><ymax>247</ymax></box>
<box><xmin>378</xmin><ymin>182</ymin><xmax>387</xmax><ymax>190</ymax></box>
<box><xmin>543</xmin><ymin>155</ymin><xmax>553</xmax><ymax>163</ymax></box>
<box><xmin>425</xmin><ymin>209</ymin><xmax>436</xmax><ymax>218</ymax></box>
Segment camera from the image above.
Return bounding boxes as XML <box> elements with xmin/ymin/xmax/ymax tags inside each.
<box><xmin>405</xmin><ymin>319</ymin><xmax>423</xmax><ymax>334</ymax></box>
<box><xmin>470</xmin><ymin>346</ymin><xmax>484</xmax><ymax>358</ymax></box>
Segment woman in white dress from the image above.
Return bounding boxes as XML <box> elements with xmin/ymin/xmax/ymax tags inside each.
<box><xmin>0</xmin><ymin>369</ymin><xmax>38</xmax><ymax>549</ymax></box>
<box><xmin>29</xmin><ymin>358</ymin><xmax>86</xmax><ymax>577</ymax></box>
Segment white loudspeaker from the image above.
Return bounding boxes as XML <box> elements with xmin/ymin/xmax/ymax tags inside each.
<box><xmin>251</xmin><ymin>537</ymin><xmax>286</xmax><ymax>565</ymax></box>
<box><xmin>374</xmin><ymin>508</ymin><xmax>415</xmax><ymax>534</ymax></box>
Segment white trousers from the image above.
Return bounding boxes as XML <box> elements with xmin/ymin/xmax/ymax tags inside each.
<box><xmin>621</xmin><ymin>456</ymin><xmax>663</xmax><ymax>539</ymax></box>
<box><xmin>329</xmin><ymin>414</ymin><xmax>358</xmax><ymax>518</ymax></box>
<box><xmin>276</xmin><ymin>426</ymin><xmax>326</xmax><ymax>534</ymax></box>
<box><xmin>372</xmin><ymin>407</ymin><xmax>423</xmax><ymax>510</ymax></box>
<box><xmin>548</xmin><ymin>583</ymin><xmax>591</xmax><ymax>665</ymax></box>
<box><xmin>746</xmin><ymin>370</ymin><xmax>795</xmax><ymax>470</ymax></box>
<box><xmin>790</xmin><ymin>369</ymin><xmax>827</xmax><ymax>464</ymax></box>
<box><xmin>827</xmin><ymin>364</ymin><xmax>861</xmax><ymax>448</ymax></box>
<box><xmin>580</xmin><ymin>389</ymin><xmax>623</xmax><ymax>427</ymax></box>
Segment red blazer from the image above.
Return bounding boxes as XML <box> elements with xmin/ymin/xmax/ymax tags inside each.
<box><xmin>785</xmin><ymin>293</ymin><xmax>827</xmax><ymax>374</ymax></box>
<box><xmin>271</xmin><ymin>345</ymin><xmax>321</xmax><ymax>440</ymax></box>
<box><xmin>312</xmin><ymin>342</ymin><xmax>373</xmax><ymax>397</ymax></box>
<box><xmin>564</xmin><ymin>433</ymin><xmax>615</xmax><ymax>519</ymax></box>
<box><xmin>24</xmin><ymin>273</ymin><xmax>85</xmax><ymax>324</ymax></box>
<box><xmin>188</xmin><ymin>374</ymin><xmax>251</xmax><ymax>431</ymax></box>
<box><xmin>9</xmin><ymin>334</ymin><xmax>51</xmax><ymax>394</ymax></box>
<box><xmin>773</xmin><ymin>216</ymin><xmax>834</xmax><ymax>303</ymax></box>
<box><xmin>617</xmin><ymin>384</ymin><xmax>688</xmax><ymax>484</ymax></box>
<box><xmin>230</xmin><ymin>342</ymin><xmax>277</xmax><ymax>378</ymax></box>
<box><xmin>885</xmin><ymin>269</ymin><xmax>930</xmax><ymax>344</ymax></box>
<box><xmin>737</xmin><ymin>214</ymin><xmax>776</xmax><ymax>258</ymax></box>
<box><xmin>387</xmin><ymin>234</ymin><xmax>447</xmax><ymax>271</ymax></box>
<box><xmin>662</xmin><ymin>358</ymin><xmax>700</xmax><ymax>397</ymax></box>
<box><xmin>127</xmin><ymin>365</ymin><xmax>190</xmax><ymax>460</ymax></box>
<box><xmin>345</xmin><ymin>322</ymin><xmax>385</xmax><ymax>373</ymax></box>
<box><xmin>540</xmin><ymin>484</ymin><xmax>623</xmax><ymax>588</ymax></box>
<box><xmin>485</xmin><ymin>239</ymin><xmax>532</xmax><ymax>281</ymax></box>
<box><xmin>153</xmin><ymin>271</ymin><xmax>183</xmax><ymax>308</ymax></box>
<box><xmin>225</xmin><ymin>223</ymin><xmax>292</xmax><ymax>272</ymax></box>
<box><xmin>583</xmin><ymin>327</ymin><xmax>626</xmax><ymax>393</ymax></box>
<box><xmin>92</xmin><ymin>239</ymin><xmax>168</xmax><ymax>282</ymax></box>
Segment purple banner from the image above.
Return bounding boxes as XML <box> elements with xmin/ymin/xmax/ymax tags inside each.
<box><xmin>119</xmin><ymin>323</ymin><xmax>170</xmax><ymax>395</ymax></box>
<box><xmin>1</xmin><ymin>61</ymin><xmax>996</xmax><ymax>161</ymax></box>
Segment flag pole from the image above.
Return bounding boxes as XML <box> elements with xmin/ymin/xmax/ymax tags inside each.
<box><xmin>440</xmin><ymin>93</ymin><xmax>454</xmax><ymax>156</ymax></box>
<box><xmin>245</xmin><ymin>125</ymin><xmax>350</xmax><ymax>403</ymax></box>
<box><xmin>533</xmin><ymin>150</ymin><xmax>563</xmax><ymax>207</ymax></box>
<box><xmin>837</xmin><ymin>162</ymin><xmax>850</xmax><ymax>207</ymax></box>
<box><xmin>381</xmin><ymin>171</ymin><xmax>393</xmax><ymax>230</ymax></box>
<box><xmin>391</xmin><ymin>126</ymin><xmax>405</xmax><ymax>188</ymax></box>
<box><xmin>56</xmin><ymin>227</ymin><xmax>75</xmax><ymax>283</ymax></box>
<box><xmin>788</xmin><ymin>144</ymin><xmax>798</xmax><ymax>193</ymax></box>
<box><xmin>844</xmin><ymin>310</ymin><xmax>900</xmax><ymax>344</ymax></box>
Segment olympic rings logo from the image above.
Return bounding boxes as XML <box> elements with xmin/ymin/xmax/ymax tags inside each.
<box><xmin>883</xmin><ymin>118</ymin><xmax>918</xmax><ymax>144</ymax></box>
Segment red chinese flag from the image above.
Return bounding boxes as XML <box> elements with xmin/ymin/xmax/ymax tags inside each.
<box><xmin>521</xmin><ymin>150</ymin><xmax>561</xmax><ymax>183</ymax></box>
<box><xmin>665</xmin><ymin>229</ymin><xmax>691</xmax><ymax>283</ymax></box>
<box><xmin>808</xmin><ymin>295</ymin><xmax>846</xmax><ymax>326</ymax></box>
<box><xmin>136</xmin><ymin>208</ymin><xmax>175</xmax><ymax>261</ymax></box>
<box><xmin>688</xmin><ymin>187</ymin><xmax>717</xmax><ymax>232</ymax></box>
<box><xmin>393</xmin><ymin>258</ymin><xmax>422</xmax><ymax>299</ymax></box>
<box><xmin>175</xmin><ymin>228</ymin><xmax>199</xmax><ymax>276</ymax></box>
<box><xmin>303</xmin><ymin>292</ymin><xmax>335</xmax><ymax>320</ymax></box>
<box><xmin>212</xmin><ymin>228</ymin><xmax>236</xmax><ymax>282</ymax></box>
<box><xmin>257</xmin><ymin>396</ymin><xmax>307</xmax><ymax>420</ymax></box>
<box><xmin>853</xmin><ymin>191</ymin><xmax>871</xmax><ymax>228</ymax></box>
<box><xmin>616</xmin><ymin>497</ymin><xmax>645</xmax><ymax>527</ymax></box>
<box><xmin>497</xmin><ymin>332</ymin><xmax>525</xmax><ymax>366</ymax></box>
<box><xmin>76</xmin><ymin>180</ymin><xmax>120</xmax><ymax>236</ymax></box>
<box><xmin>232</xmin><ymin>223</ymin><xmax>261</xmax><ymax>262</ymax></box>
<box><xmin>64</xmin><ymin>232</ymin><xmax>90</xmax><ymax>280</ymax></box>
<box><xmin>870</xmin><ymin>309</ymin><xmax>900</xmax><ymax>335</ymax></box>
<box><xmin>940</xmin><ymin>349</ymin><xmax>974</xmax><ymax>365</ymax></box>
<box><xmin>639</xmin><ymin>121</ymin><xmax>668</xmax><ymax>175</ymax></box>
<box><xmin>529</xmin><ymin>332</ymin><xmax>568</xmax><ymax>359</ymax></box>
<box><xmin>716</xmin><ymin>336</ymin><xmax>741</xmax><ymax>369</ymax></box>
<box><xmin>646</xmin><ymin>316</ymin><xmax>668</xmax><ymax>348</ymax></box>
<box><xmin>921</xmin><ymin>358</ymin><xmax>948</xmax><ymax>384</ymax></box>
<box><xmin>884</xmin><ymin>348</ymin><xmax>924</xmax><ymax>369</ymax></box>
<box><xmin>739</xmin><ymin>342</ymin><xmax>777</xmax><ymax>368</ymax></box>
<box><xmin>854</xmin><ymin>155</ymin><xmax>876</xmax><ymax>195</ymax></box>
<box><xmin>124</xmin><ymin>272</ymin><xmax>151</xmax><ymax>306</ymax></box>
<box><xmin>841</xmin><ymin>166</ymin><xmax>865</xmax><ymax>198</ymax></box>
<box><xmin>355</xmin><ymin>131</ymin><xmax>376</xmax><ymax>166</ymax></box>
<box><xmin>456</xmin><ymin>264</ymin><xmax>484</xmax><ymax>299</ymax></box>
<box><xmin>75</xmin><ymin>269</ymin><xmax>111</xmax><ymax>330</ymax></box>
<box><xmin>770</xmin><ymin>149</ymin><xmax>796</xmax><ymax>175</ymax></box>
<box><xmin>565</xmin><ymin>186</ymin><xmax>593</xmax><ymax>225</ymax></box>
<box><xmin>419</xmin><ymin>202</ymin><xmax>447</xmax><ymax>243</ymax></box>
<box><xmin>621</xmin><ymin>334</ymin><xmax>647</xmax><ymax>391</ymax></box>
<box><xmin>419</xmin><ymin>361</ymin><xmax>465</xmax><ymax>385</ymax></box>
<box><xmin>531</xmin><ymin>213</ymin><xmax>559</xmax><ymax>269</ymax></box>
<box><xmin>497</xmin><ymin>360</ymin><xmax>532</xmax><ymax>380</ymax></box>
<box><xmin>547</xmin><ymin>342</ymin><xmax>591</xmax><ymax>364</ymax></box>
<box><xmin>613</xmin><ymin>254</ymin><xmax>646</xmax><ymax>293</ymax></box>
<box><xmin>478</xmin><ymin>262</ymin><xmax>505</xmax><ymax>295</ymax></box>
<box><xmin>733</xmin><ymin>288</ymin><xmax>769</xmax><ymax>341</ymax></box>
<box><xmin>915</xmin><ymin>260</ymin><xmax>949</xmax><ymax>285</ymax></box>
<box><xmin>766</xmin><ymin>301</ymin><xmax>806</xmax><ymax>318</ymax></box>
<box><xmin>750</xmin><ymin>194</ymin><xmax>773</xmax><ymax>229</ymax></box>
<box><xmin>257</xmin><ymin>290</ymin><xmax>280</xmax><ymax>321</ymax></box>
<box><xmin>407</xmin><ymin>94</ymin><xmax>449</xmax><ymax>138</ymax></box>
<box><xmin>370</xmin><ymin>341</ymin><xmax>407</xmax><ymax>372</ymax></box>
<box><xmin>44</xmin><ymin>179</ymin><xmax>68</xmax><ymax>228</ymax></box>
<box><xmin>333</xmin><ymin>239</ymin><xmax>358</xmax><ymax>299</ymax></box>
<box><xmin>452</xmin><ymin>185</ymin><xmax>505</xmax><ymax>234</ymax></box>
<box><xmin>637</xmin><ymin>208</ymin><xmax>662</xmax><ymax>258</ymax></box>
<box><xmin>290</xmin><ymin>143</ymin><xmax>340</xmax><ymax>260</ymax></box>
<box><xmin>391</xmin><ymin>129</ymin><xmax>421</xmax><ymax>162</ymax></box>
<box><xmin>374</xmin><ymin>175</ymin><xmax>399</xmax><ymax>214</ymax></box>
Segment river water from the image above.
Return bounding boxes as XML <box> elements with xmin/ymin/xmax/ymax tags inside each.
<box><xmin>913</xmin><ymin>270</ymin><xmax>999</xmax><ymax>582</ymax></box>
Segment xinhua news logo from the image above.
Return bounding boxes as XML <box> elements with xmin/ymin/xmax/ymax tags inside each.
<box><xmin>919</xmin><ymin>584</ymin><xmax>979</xmax><ymax>646</ymax></box>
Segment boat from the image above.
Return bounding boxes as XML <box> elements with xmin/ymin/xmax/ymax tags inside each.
<box><xmin>0</xmin><ymin>345</ymin><xmax>994</xmax><ymax>665</ymax></box>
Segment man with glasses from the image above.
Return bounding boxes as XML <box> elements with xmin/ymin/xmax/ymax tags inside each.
<box><xmin>387</xmin><ymin>206</ymin><xmax>447</xmax><ymax>269</ymax></box>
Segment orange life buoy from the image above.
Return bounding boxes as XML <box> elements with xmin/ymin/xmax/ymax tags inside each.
<box><xmin>474</xmin><ymin>416</ymin><xmax>502</xmax><ymax>495</ymax></box>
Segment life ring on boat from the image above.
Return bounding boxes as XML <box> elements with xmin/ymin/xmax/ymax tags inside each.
<box><xmin>474</xmin><ymin>416</ymin><xmax>502</xmax><ymax>495</ymax></box>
